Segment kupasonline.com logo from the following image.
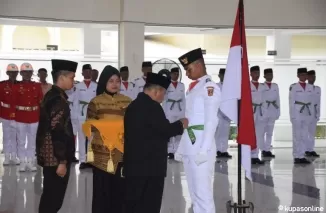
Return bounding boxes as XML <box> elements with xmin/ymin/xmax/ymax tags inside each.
<box><xmin>278</xmin><ymin>205</ymin><xmax>324</xmax><ymax>212</ymax></box>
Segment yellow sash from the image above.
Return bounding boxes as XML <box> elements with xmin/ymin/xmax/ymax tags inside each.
<box><xmin>82</xmin><ymin>118</ymin><xmax>124</xmax><ymax>172</ymax></box>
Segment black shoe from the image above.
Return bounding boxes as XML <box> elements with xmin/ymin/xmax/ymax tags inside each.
<box><xmin>222</xmin><ymin>152</ymin><xmax>232</xmax><ymax>158</ymax></box>
<box><xmin>72</xmin><ymin>157</ymin><xmax>79</xmax><ymax>163</ymax></box>
<box><xmin>251</xmin><ymin>158</ymin><xmax>265</xmax><ymax>165</ymax></box>
<box><xmin>168</xmin><ymin>153</ymin><xmax>175</xmax><ymax>159</ymax></box>
<box><xmin>294</xmin><ymin>158</ymin><xmax>311</xmax><ymax>164</ymax></box>
<box><xmin>310</xmin><ymin>151</ymin><xmax>320</xmax><ymax>158</ymax></box>
<box><xmin>262</xmin><ymin>151</ymin><xmax>275</xmax><ymax>158</ymax></box>
<box><xmin>79</xmin><ymin>162</ymin><xmax>90</xmax><ymax>170</ymax></box>
<box><xmin>305</xmin><ymin>151</ymin><xmax>313</xmax><ymax>157</ymax></box>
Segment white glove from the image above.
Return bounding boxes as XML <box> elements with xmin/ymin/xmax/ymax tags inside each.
<box><xmin>174</xmin><ymin>153</ymin><xmax>183</xmax><ymax>162</ymax></box>
<box><xmin>195</xmin><ymin>151</ymin><xmax>208</xmax><ymax>166</ymax></box>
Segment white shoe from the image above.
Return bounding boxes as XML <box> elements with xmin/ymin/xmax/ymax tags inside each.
<box><xmin>26</xmin><ymin>158</ymin><xmax>37</xmax><ymax>172</ymax></box>
<box><xmin>3</xmin><ymin>154</ymin><xmax>10</xmax><ymax>166</ymax></box>
<box><xmin>11</xmin><ymin>153</ymin><xmax>20</xmax><ymax>165</ymax></box>
<box><xmin>19</xmin><ymin>158</ymin><xmax>26</xmax><ymax>172</ymax></box>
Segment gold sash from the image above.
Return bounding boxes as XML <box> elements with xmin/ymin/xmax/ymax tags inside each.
<box><xmin>82</xmin><ymin>118</ymin><xmax>124</xmax><ymax>172</ymax></box>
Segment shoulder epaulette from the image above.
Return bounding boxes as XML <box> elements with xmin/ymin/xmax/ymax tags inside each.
<box><xmin>130</xmin><ymin>82</ymin><xmax>135</xmax><ymax>87</ymax></box>
<box><xmin>205</xmin><ymin>78</ymin><xmax>211</xmax><ymax>83</ymax></box>
<box><xmin>134</xmin><ymin>78</ymin><xmax>140</xmax><ymax>81</ymax></box>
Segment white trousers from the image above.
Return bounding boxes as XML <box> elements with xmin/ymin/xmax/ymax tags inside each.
<box><xmin>262</xmin><ymin>118</ymin><xmax>276</xmax><ymax>151</ymax></box>
<box><xmin>16</xmin><ymin>122</ymin><xmax>38</xmax><ymax>159</ymax></box>
<box><xmin>167</xmin><ymin>115</ymin><xmax>183</xmax><ymax>154</ymax></box>
<box><xmin>182</xmin><ymin>151</ymin><xmax>216</xmax><ymax>213</ymax></box>
<box><xmin>306</xmin><ymin>120</ymin><xmax>318</xmax><ymax>152</ymax></box>
<box><xmin>251</xmin><ymin>118</ymin><xmax>265</xmax><ymax>158</ymax></box>
<box><xmin>71</xmin><ymin>119</ymin><xmax>78</xmax><ymax>136</ymax></box>
<box><xmin>291</xmin><ymin>119</ymin><xmax>309</xmax><ymax>158</ymax></box>
<box><xmin>77</xmin><ymin>119</ymin><xmax>87</xmax><ymax>162</ymax></box>
<box><xmin>215</xmin><ymin>117</ymin><xmax>231</xmax><ymax>152</ymax></box>
<box><xmin>1</xmin><ymin>118</ymin><xmax>17</xmax><ymax>154</ymax></box>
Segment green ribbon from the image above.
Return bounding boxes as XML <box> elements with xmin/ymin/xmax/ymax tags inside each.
<box><xmin>294</xmin><ymin>101</ymin><xmax>311</xmax><ymax>115</ymax></box>
<box><xmin>79</xmin><ymin>100</ymin><xmax>89</xmax><ymax>116</ymax></box>
<box><xmin>252</xmin><ymin>103</ymin><xmax>263</xmax><ymax>116</ymax></box>
<box><xmin>187</xmin><ymin>125</ymin><xmax>204</xmax><ymax>144</ymax></box>
<box><xmin>266</xmin><ymin>100</ymin><xmax>279</xmax><ymax>109</ymax></box>
<box><xmin>314</xmin><ymin>104</ymin><xmax>318</xmax><ymax>119</ymax></box>
<box><xmin>167</xmin><ymin>99</ymin><xmax>182</xmax><ymax>111</ymax></box>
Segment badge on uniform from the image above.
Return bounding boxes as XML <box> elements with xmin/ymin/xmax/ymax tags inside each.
<box><xmin>207</xmin><ymin>86</ymin><xmax>214</xmax><ymax>96</ymax></box>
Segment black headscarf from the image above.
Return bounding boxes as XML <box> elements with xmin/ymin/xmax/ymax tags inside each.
<box><xmin>96</xmin><ymin>65</ymin><xmax>120</xmax><ymax>96</ymax></box>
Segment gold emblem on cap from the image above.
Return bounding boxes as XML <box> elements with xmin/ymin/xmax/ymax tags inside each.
<box><xmin>181</xmin><ymin>57</ymin><xmax>188</xmax><ymax>65</ymax></box>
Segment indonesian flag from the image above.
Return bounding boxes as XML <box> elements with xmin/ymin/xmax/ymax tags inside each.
<box><xmin>219</xmin><ymin>1</ymin><xmax>256</xmax><ymax>181</ymax></box>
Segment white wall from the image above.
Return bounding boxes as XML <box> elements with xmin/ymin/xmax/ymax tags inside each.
<box><xmin>0</xmin><ymin>0</ymin><xmax>325</xmax><ymax>28</ymax></box>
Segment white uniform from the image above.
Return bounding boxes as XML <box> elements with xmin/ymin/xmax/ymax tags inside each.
<box><xmin>66</xmin><ymin>84</ymin><xmax>78</xmax><ymax>136</ymax></box>
<box><xmin>162</xmin><ymin>81</ymin><xmax>186</xmax><ymax>154</ymax></box>
<box><xmin>307</xmin><ymin>85</ymin><xmax>321</xmax><ymax>152</ymax></box>
<box><xmin>215</xmin><ymin>82</ymin><xmax>231</xmax><ymax>153</ymax></box>
<box><xmin>250</xmin><ymin>81</ymin><xmax>265</xmax><ymax>158</ymax></box>
<box><xmin>261</xmin><ymin>82</ymin><xmax>280</xmax><ymax>151</ymax></box>
<box><xmin>176</xmin><ymin>75</ymin><xmax>220</xmax><ymax>213</ymax></box>
<box><xmin>289</xmin><ymin>82</ymin><xmax>314</xmax><ymax>158</ymax></box>
<box><xmin>132</xmin><ymin>77</ymin><xmax>146</xmax><ymax>97</ymax></box>
<box><xmin>73</xmin><ymin>81</ymin><xmax>97</xmax><ymax>163</ymax></box>
<box><xmin>120</xmin><ymin>80</ymin><xmax>135</xmax><ymax>100</ymax></box>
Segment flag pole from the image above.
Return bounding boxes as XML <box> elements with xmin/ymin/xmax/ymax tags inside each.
<box><xmin>237</xmin><ymin>0</ymin><xmax>244</xmax><ymax>208</ymax></box>
<box><xmin>226</xmin><ymin>0</ymin><xmax>254</xmax><ymax>212</ymax></box>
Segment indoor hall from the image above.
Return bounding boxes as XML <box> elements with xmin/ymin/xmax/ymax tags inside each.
<box><xmin>0</xmin><ymin>0</ymin><xmax>326</xmax><ymax>212</ymax></box>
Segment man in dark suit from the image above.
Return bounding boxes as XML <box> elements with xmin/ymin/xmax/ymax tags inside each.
<box><xmin>124</xmin><ymin>72</ymin><xmax>188</xmax><ymax>213</ymax></box>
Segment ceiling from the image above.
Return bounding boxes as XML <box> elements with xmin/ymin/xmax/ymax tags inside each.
<box><xmin>1</xmin><ymin>18</ymin><xmax>326</xmax><ymax>36</ymax></box>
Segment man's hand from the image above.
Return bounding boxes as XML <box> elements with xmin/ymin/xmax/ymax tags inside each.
<box><xmin>180</xmin><ymin>118</ymin><xmax>189</xmax><ymax>129</ymax></box>
<box><xmin>56</xmin><ymin>164</ymin><xmax>67</xmax><ymax>178</ymax></box>
<box><xmin>195</xmin><ymin>151</ymin><xmax>208</xmax><ymax>166</ymax></box>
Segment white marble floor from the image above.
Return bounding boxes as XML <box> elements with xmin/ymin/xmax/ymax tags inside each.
<box><xmin>0</xmin><ymin>148</ymin><xmax>325</xmax><ymax>213</ymax></box>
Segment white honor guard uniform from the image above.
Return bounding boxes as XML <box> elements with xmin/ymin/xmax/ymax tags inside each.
<box><xmin>215</xmin><ymin>82</ymin><xmax>231</xmax><ymax>152</ymax></box>
<box><xmin>261</xmin><ymin>72</ymin><xmax>280</xmax><ymax>153</ymax></box>
<box><xmin>162</xmin><ymin>80</ymin><xmax>186</xmax><ymax>154</ymax></box>
<box><xmin>215</xmin><ymin>68</ymin><xmax>232</xmax><ymax>157</ymax></box>
<box><xmin>132</xmin><ymin>76</ymin><xmax>146</xmax><ymax>97</ymax></box>
<box><xmin>120</xmin><ymin>81</ymin><xmax>135</xmax><ymax>99</ymax></box>
<box><xmin>250</xmin><ymin>80</ymin><xmax>265</xmax><ymax>158</ymax></box>
<box><xmin>289</xmin><ymin>68</ymin><xmax>313</xmax><ymax>162</ymax></box>
<box><xmin>306</xmin><ymin>70</ymin><xmax>321</xmax><ymax>156</ymax></box>
<box><xmin>119</xmin><ymin>66</ymin><xmax>136</xmax><ymax>100</ymax></box>
<box><xmin>176</xmin><ymin>48</ymin><xmax>221</xmax><ymax>213</ymax></box>
<box><xmin>73</xmin><ymin>80</ymin><xmax>97</xmax><ymax>163</ymax></box>
<box><xmin>66</xmin><ymin>82</ymin><xmax>79</xmax><ymax>137</ymax></box>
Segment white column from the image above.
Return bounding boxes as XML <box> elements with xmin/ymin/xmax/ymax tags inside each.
<box><xmin>119</xmin><ymin>0</ymin><xmax>145</xmax><ymax>81</ymax></box>
<box><xmin>46</xmin><ymin>27</ymin><xmax>61</xmax><ymax>47</ymax></box>
<box><xmin>1</xmin><ymin>25</ymin><xmax>16</xmax><ymax>52</ymax></box>
<box><xmin>266</xmin><ymin>30</ymin><xmax>292</xmax><ymax>60</ymax></box>
<box><xmin>82</xmin><ymin>25</ymin><xmax>101</xmax><ymax>56</ymax></box>
<box><xmin>119</xmin><ymin>22</ymin><xmax>145</xmax><ymax>81</ymax></box>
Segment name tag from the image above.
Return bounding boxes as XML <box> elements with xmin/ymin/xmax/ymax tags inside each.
<box><xmin>80</xmin><ymin>89</ymin><xmax>86</xmax><ymax>91</ymax></box>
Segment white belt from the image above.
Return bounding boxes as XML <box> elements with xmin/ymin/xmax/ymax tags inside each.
<box><xmin>16</xmin><ymin>106</ymin><xmax>39</xmax><ymax>111</ymax></box>
<box><xmin>1</xmin><ymin>102</ymin><xmax>10</xmax><ymax>108</ymax></box>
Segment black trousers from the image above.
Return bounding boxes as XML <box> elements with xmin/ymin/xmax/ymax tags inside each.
<box><xmin>125</xmin><ymin>176</ymin><xmax>165</xmax><ymax>213</ymax></box>
<box><xmin>39</xmin><ymin>164</ymin><xmax>71</xmax><ymax>213</ymax></box>
<box><xmin>92</xmin><ymin>166</ymin><xmax>125</xmax><ymax>213</ymax></box>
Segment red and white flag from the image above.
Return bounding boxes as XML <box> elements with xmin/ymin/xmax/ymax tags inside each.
<box><xmin>219</xmin><ymin>1</ymin><xmax>256</xmax><ymax>181</ymax></box>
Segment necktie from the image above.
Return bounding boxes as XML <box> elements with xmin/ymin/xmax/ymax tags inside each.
<box><xmin>189</xmin><ymin>80</ymin><xmax>199</xmax><ymax>91</ymax></box>
<box><xmin>266</xmin><ymin>82</ymin><xmax>271</xmax><ymax>88</ymax></box>
<box><xmin>84</xmin><ymin>80</ymin><xmax>91</xmax><ymax>88</ymax></box>
<box><xmin>172</xmin><ymin>82</ymin><xmax>178</xmax><ymax>88</ymax></box>
<box><xmin>252</xmin><ymin>82</ymin><xmax>259</xmax><ymax>90</ymax></box>
<box><xmin>122</xmin><ymin>82</ymin><xmax>128</xmax><ymax>90</ymax></box>
<box><xmin>300</xmin><ymin>82</ymin><xmax>306</xmax><ymax>90</ymax></box>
